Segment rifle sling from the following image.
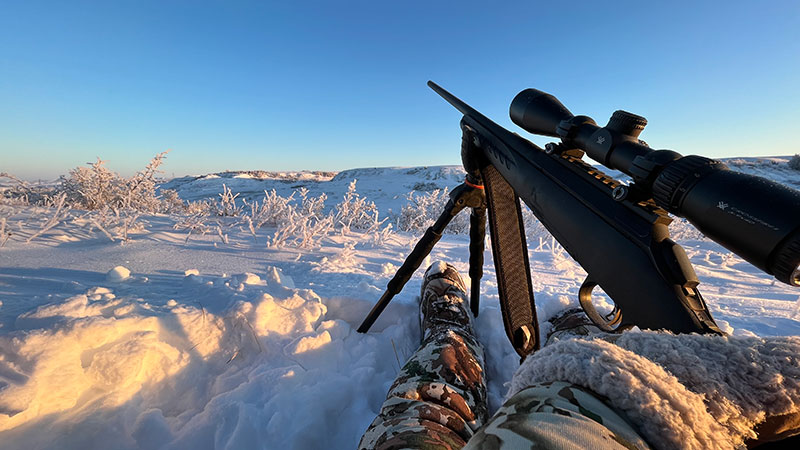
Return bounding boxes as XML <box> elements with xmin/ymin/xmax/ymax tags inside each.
<box><xmin>480</xmin><ymin>164</ymin><xmax>540</xmax><ymax>358</ymax></box>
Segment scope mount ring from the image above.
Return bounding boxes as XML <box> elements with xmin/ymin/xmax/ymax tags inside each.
<box><xmin>578</xmin><ymin>279</ymin><xmax>623</xmax><ymax>332</ymax></box>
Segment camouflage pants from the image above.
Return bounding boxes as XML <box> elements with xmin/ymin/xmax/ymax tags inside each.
<box><xmin>358</xmin><ymin>275</ymin><xmax>488</xmax><ymax>450</ymax></box>
<box><xmin>359</xmin><ymin>304</ymin><xmax>650</xmax><ymax>450</ymax></box>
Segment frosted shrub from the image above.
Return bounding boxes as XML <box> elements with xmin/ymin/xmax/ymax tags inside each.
<box><xmin>47</xmin><ymin>152</ymin><xmax>169</xmax><ymax>243</ymax></box>
<box><xmin>58</xmin><ymin>152</ymin><xmax>170</xmax><ymax>213</ymax></box>
<box><xmin>269</xmin><ymin>206</ymin><xmax>334</xmax><ymax>249</ymax></box>
<box><xmin>397</xmin><ymin>188</ymin><xmax>469</xmax><ymax>234</ymax></box>
<box><xmin>122</xmin><ymin>151</ymin><xmax>169</xmax><ymax>212</ymax></box>
<box><xmin>0</xmin><ymin>172</ymin><xmax>51</xmax><ymax>205</ymax></box>
<box><xmin>25</xmin><ymin>193</ymin><xmax>70</xmax><ymax>243</ymax></box>
<box><xmin>367</xmin><ymin>219</ymin><xmax>394</xmax><ymax>247</ymax></box>
<box><xmin>171</xmin><ymin>181</ymin><xmax>391</xmax><ymax>249</ymax></box>
<box><xmin>0</xmin><ymin>217</ymin><xmax>10</xmax><ymax>247</ymax></box>
<box><xmin>160</xmin><ymin>189</ymin><xmax>186</xmax><ymax>213</ymax></box>
<box><xmin>185</xmin><ymin>200</ymin><xmax>212</xmax><ymax>216</ymax></box>
<box><xmin>243</xmin><ymin>190</ymin><xmax>295</xmax><ymax>228</ymax></box>
<box><xmin>668</xmin><ymin>217</ymin><xmax>707</xmax><ymax>242</ymax></box>
<box><xmin>173</xmin><ymin>212</ymin><xmax>212</xmax><ymax>243</ymax></box>
<box><xmin>228</xmin><ymin>187</ymin><xmax>333</xmax><ymax>249</ymax></box>
<box><xmin>334</xmin><ymin>180</ymin><xmax>380</xmax><ymax>231</ymax></box>
<box><xmin>789</xmin><ymin>154</ymin><xmax>800</xmax><ymax>171</ymax></box>
<box><xmin>59</xmin><ymin>158</ymin><xmax>126</xmax><ymax>210</ymax></box>
<box><xmin>214</xmin><ymin>184</ymin><xmax>243</xmax><ymax>217</ymax></box>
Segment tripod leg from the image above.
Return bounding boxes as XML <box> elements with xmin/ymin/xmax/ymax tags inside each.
<box><xmin>468</xmin><ymin>206</ymin><xmax>486</xmax><ymax>318</ymax></box>
<box><xmin>357</xmin><ymin>199</ymin><xmax>463</xmax><ymax>333</ymax></box>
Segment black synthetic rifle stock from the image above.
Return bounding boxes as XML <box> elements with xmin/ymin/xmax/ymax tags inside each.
<box><xmin>428</xmin><ymin>80</ymin><xmax>800</xmax><ymax>336</ymax></box>
<box><xmin>359</xmin><ymin>81</ymin><xmax>800</xmax><ymax>357</ymax></box>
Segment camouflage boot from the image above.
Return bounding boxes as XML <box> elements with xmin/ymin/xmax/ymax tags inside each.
<box><xmin>419</xmin><ymin>261</ymin><xmax>475</xmax><ymax>341</ymax></box>
<box><xmin>358</xmin><ymin>262</ymin><xmax>488</xmax><ymax>450</ymax></box>
<box><xmin>544</xmin><ymin>307</ymin><xmax>604</xmax><ymax>345</ymax></box>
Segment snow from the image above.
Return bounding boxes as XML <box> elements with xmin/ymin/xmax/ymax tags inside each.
<box><xmin>0</xmin><ymin>157</ymin><xmax>799</xmax><ymax>448</ymax></box>
<box><xmin>107</xmin><ymin>265</ymin><xmax>132</xmax><ymax>282</ymax></box>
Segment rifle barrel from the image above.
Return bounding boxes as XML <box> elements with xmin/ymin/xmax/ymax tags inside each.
<box><xmin>428</xmin><ymin>81</ymin><xmax>489</xmax><ymax>122</ymax></box>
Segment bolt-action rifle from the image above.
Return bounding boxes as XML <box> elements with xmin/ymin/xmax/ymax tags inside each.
<box><xmin>358</xmin><ymin>82</ymin><xmax>800</xmax><ymax>359</ymax></box>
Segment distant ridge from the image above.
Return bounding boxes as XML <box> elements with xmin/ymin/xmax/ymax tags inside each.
<box><xmin>158</xmin><ymin>156</ymin><xmax>800</xmax><ymax>206</ymax></box>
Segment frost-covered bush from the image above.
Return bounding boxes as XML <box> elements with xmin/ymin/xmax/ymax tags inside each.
<box><xmin>58</xmin><ymin>152</ymin><xmax>170</xmax><ymax>212</ymax></box>
<box><xmin>299</xmin><ymin>188</ymin><xmax>327</xmax><ymax>220</ymax></box>
<box><xmin>269</xmin><ymin>208</ymin><xmax>334</xmax><ymax>249</ymax></box>
<box><xmin>311</xmin><ymin>242</ymin><xmax>359</xmax><ymax>272</ymax></box>
<box><xmin>397</xmin><ymin>188</ymin><xmax>470</xmax><ymax>234</ymax></box>
<box><xmin>185</xmin><ymin>199</ymin><xmax>213</xmax><ymax>216</ymax></box>
<box><xmin>160</xmin><ymin>189</ymin><xmax>186</xmax><ymax>213</ymax></box>
<box><xmin>243</xmin><ymin>189</ymin><xmax>296</xmax><ymax>228</ymax></box>
<box><xmin>214</xmin><ymin>184</ymin><xmax>243</xmax><ymax>217</ymax></box>
<box><xmin>268</xmin><ymin>188</ymin><xmax>335</xmax><ymax>249</ymax></box>
<box><xmin>669</xmin><ymin>217</ymin><xmax>707</xmax><ymax>242</ymax></box>
<box><xmin>0</xmin><ymin>217</ymin><xmax>10</xmax><ymax>247</ymax></box>
<box><xmin>0</xmin><ymin>173</ymin><xmax>52</xmax><ymax>205</ymax></box>
<box><xmin>520</xmin><ymin>205</ymin><xmax>554</xmax><ymax>243</ymax></box>
<box><xmin>27</xmin><ymin>193</ymin><xmax>69</xmax><ymax>241</ymax></box>
<box><xmin>58</xmin><ymin>158</ymin><xmax>126</xmax><ymax>210</ymax></box>
<box><xmin>122</xmin><ymin>152</ymin><xmax>170</xmax><ymax>212</ymax></box>
<box><xmin>185</xmin><ymin>180</ymin><xmax>386</xmax><ymax>249</ymax></box>
<box><xmin>235</xmin><ymin>179</ymin><xmax>391</xmax><ymax>249</ymax></box>
<box><xmin>789</xmin><ymin>154</ymin><xmax>800</xmax><ymax>171</ymax></box>
<box><xmin>173</xmin><ymin>212</ymin><xmax>212</xmax><ymax>243</ymax></box>
<box><xmin>334</xmin><ymin>180</ymin><xmax>380</xmax><ymax>231</ymax></box>
<box><xmin>49</xmin><ymin>152</ymin><xmax>170</xmax><ymax>243</ymax></box>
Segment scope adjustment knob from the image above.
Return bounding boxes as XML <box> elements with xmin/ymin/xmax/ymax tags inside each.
<box><xmin>607</xmin><ymin>110</ymin><xmax>648</xmax><ymax>139</ymax></box>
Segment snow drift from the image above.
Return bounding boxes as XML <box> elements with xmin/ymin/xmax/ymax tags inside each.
<box><xmin>1</xmin><ymin>158</ymin><xmax>799</xmax><ymax>449</ymax></box>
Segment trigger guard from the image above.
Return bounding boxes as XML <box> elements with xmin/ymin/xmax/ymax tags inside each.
<box><xmin>578</xmin><ymin>279</ymin><xmax>622</xmax><ymax>332</ymax></box>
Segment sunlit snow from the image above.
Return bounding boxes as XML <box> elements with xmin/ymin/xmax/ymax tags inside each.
<box><xmin>1</xmin><ymin>159</ymin><xmax>799</xmax><ymax>449</ymax></box>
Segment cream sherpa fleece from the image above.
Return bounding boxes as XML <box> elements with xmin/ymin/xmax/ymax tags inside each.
<box><xmin>507</xmin><ymin>332</ymin><xmax>800</xmax><ymax>450</ymax></box>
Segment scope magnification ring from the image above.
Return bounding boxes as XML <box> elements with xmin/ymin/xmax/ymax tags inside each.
<box><xmin>652</xmin><ymin>156</ymin><xmax>725</xmax><ymax>214</ymax></box>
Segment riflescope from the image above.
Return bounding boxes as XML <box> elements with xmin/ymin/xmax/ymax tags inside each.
<box><xmin>510</xmin><ymin>89</ymin><xmax>800</xmax><ymax>287</ymax></box>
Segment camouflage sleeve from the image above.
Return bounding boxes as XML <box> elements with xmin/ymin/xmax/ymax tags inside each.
<box><xmin>463</xmin><ymin>381</ymin><xmax>651</xmax><ymax>450</ymax></box>
<box><xmin>458</xmin><ymin>309</ymin><xmax>650</xmax><ymax>450</ymax></box>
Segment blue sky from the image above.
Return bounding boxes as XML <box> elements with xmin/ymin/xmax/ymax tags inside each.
<box><xmin>1</xmin><ymin>0</ymin><xmax>798</xmax><ymax>180</ymax></box>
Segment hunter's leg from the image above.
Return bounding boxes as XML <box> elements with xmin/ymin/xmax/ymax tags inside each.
<box><xmin>359</xmin><ymin>262</ymin><xmax>488</xmax><ymax>450</ymax></box>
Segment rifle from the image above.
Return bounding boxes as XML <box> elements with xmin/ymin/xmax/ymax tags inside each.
<box><xmin>358</xmin><ymin>82</ymin><xmax>800</xmax><ymax>359</ymax></box>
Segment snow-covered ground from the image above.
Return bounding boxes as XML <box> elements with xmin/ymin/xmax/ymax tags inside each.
<box><xmin>1</xmin><ymin>157</ymin><xmax>800</xmax><ymax>449</ymax></box>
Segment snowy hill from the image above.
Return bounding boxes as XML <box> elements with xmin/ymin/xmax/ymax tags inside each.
<box><xmin>156</xmin><ymin>157</ymin><xmax>800</xmax><ymax>213</ymax></box>
<box><xmin>1</xmin><ymin>156</ymin><xmax>799</xmax><ymax>449</ymax></box>
<box><xmin>159</xmin><ymin>165</ymin><xmax>466</xmax><ymax>215</ymax></box>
